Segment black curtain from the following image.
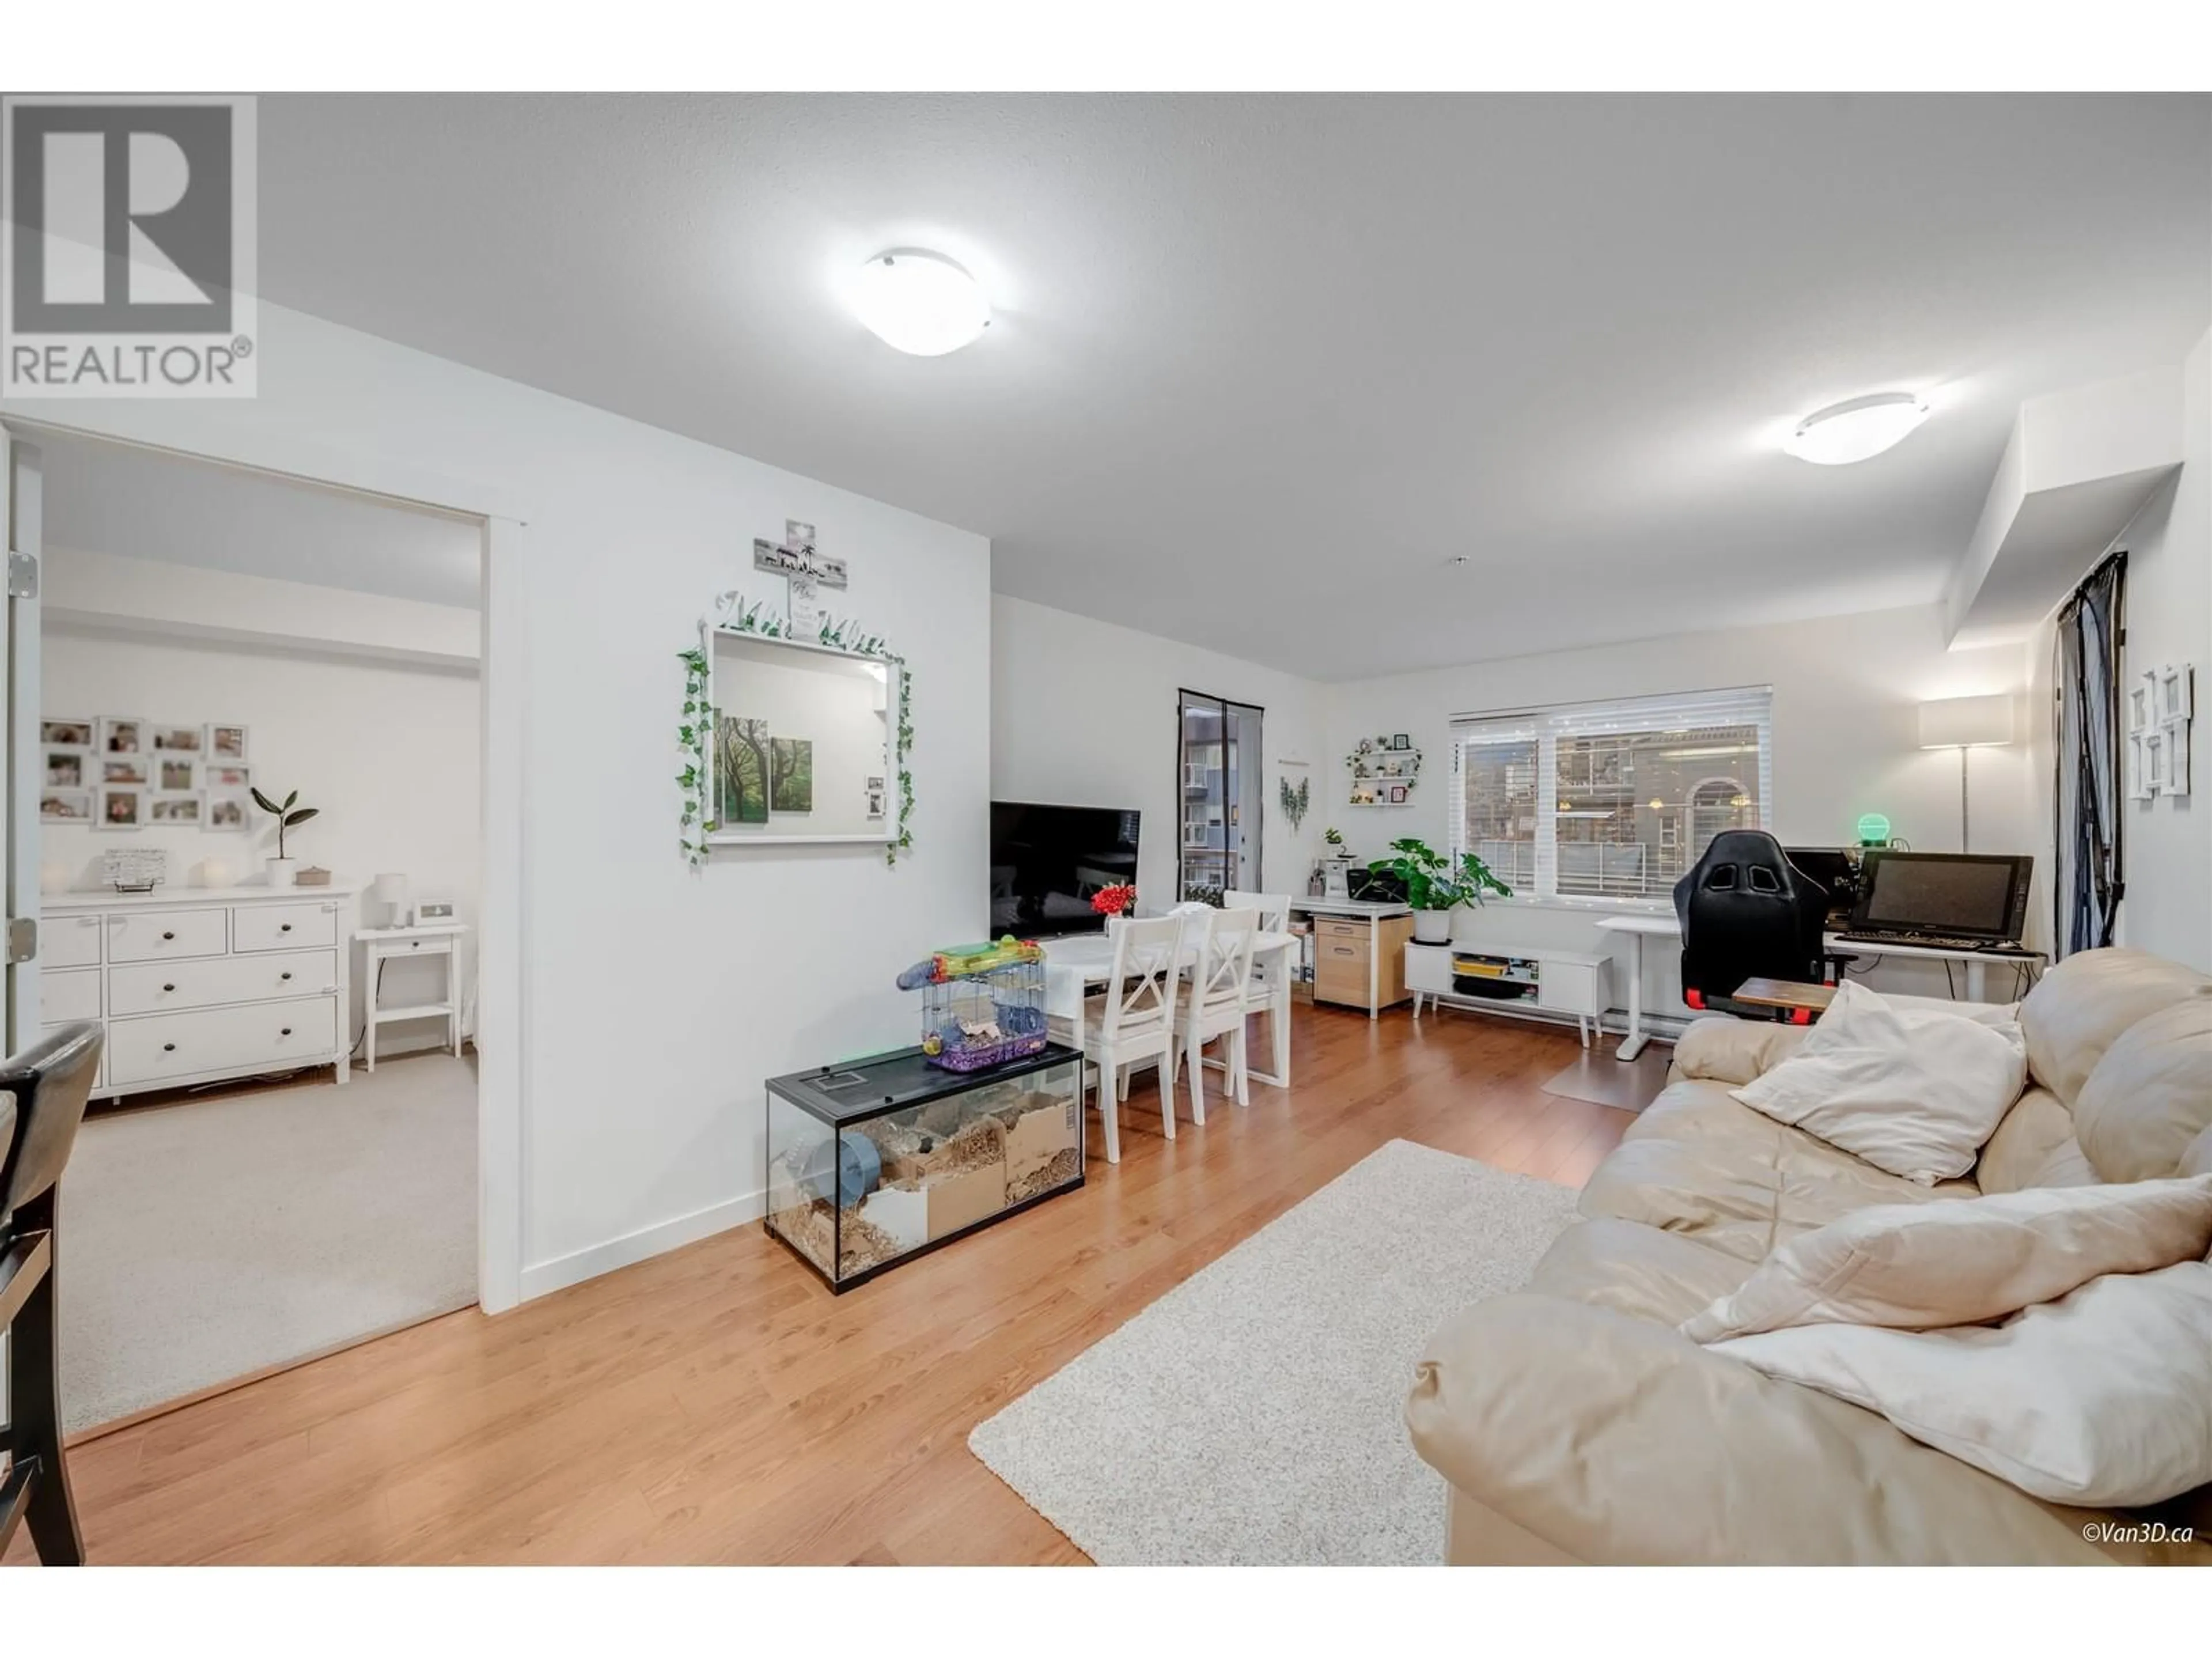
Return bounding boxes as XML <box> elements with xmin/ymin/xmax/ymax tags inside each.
<box><xmin>2052</xmin><ymin>550</ymin><xmax>2126</xmax><ymax>957</ymax></box>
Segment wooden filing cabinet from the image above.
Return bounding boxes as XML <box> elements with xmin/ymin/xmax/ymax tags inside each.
<box><xmin>1312</xmin><ymin>913</ymin><xmax>1415</xmax><ymax>1013</ymax></box>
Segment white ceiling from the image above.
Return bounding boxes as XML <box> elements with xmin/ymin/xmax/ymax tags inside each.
<box><xmin>249</xmin><ymin>93</ymin><xmax>2211</xmax><ymax>679</ymax></box>
<box><xmin>39</xmin><ymin>433</ymin><xmax>483</xmax><ymax>608</ymax></box>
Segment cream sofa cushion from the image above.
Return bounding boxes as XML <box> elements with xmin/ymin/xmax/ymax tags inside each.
<box><xmin>1583</xmin><ymin>1080</ymin><xmax>1969</xmax><ymax>1263</ymax></box>
<box><xmin>1681</xmin><ymin>1175</ymin><xmax>2212</xmax><ymax>1342</ymax></box>
<box><xmin>1713</xmin><ymin>1259</ymin><xmax>2212</xmax><ymax>1508</ymax></box>
<box><xmin>1528</xmin><ymin>1217</ymin><xmax>1752</xmax><ymax>1324</ymax></box>
<box><xmin>2072</xmin><ymin>998</ymin><xmax>2212</xmax><ymax>1183</ymax></box>
<box><xmin>1976</xmin><ymin>1088</ymin><xmax>2096</xmax><ymax>1194</ymax></box>
<box><xmin>2020</xmin><ymin>947</ymin><xmax>2211</xmax><ymax>1106</ymax></box>
<box><xmin>1731</xmin><ymin>981</ymin><xmax>2026</xmax><ymax>1184</ymax></box>
<box><xmin>1410</xmin><ymin>1294</ymin><xmax>2110</xmax><ymax>1563</ymax></box>
<box><xmin>1670</xmin><ymin>1017</ymin><xmax>1810</xmax><ymax>1087</ymax></box>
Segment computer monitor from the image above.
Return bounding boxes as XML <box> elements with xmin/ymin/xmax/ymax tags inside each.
<box><xmin>1850</xmin><ymin>850</ymin><xmax>2033</xmax><ymax>942</ymax></box>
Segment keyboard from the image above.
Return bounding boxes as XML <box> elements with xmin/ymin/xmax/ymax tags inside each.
<box><xmin>1834</xmin><ymin>930</ymin><xmax>2028</xmax><ymax>954</ymax></box>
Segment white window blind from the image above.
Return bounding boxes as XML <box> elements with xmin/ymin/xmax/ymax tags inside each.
<box><xmin>1449</xmin><ymin>686</ymin><xmax>1774</xmax><ymax>904</ymax></box>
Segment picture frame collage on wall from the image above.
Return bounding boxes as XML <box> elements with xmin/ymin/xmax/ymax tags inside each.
<box><xmin>43</xmin><ymin>718</ymin><xmax>253</xmax><ymax>832</ymax></box>
<box><xmin>2127</xmin><ymin>662</ymin><xmax>2194</xmax><ymax>801</ymax></box>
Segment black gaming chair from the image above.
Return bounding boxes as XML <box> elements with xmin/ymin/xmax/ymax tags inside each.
<box><xmin>1672</xmin><ymin>832</ymin><xmax>1846</xmax><ymax>1023</ymax></box>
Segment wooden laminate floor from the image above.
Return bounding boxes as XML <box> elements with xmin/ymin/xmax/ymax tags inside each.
<box><xmin>9</xmin><ymin>1002</ymin><xmax>1633</xmax><ymax>1567</ymax></box>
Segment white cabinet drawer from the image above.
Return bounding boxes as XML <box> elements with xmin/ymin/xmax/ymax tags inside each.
<box><xmin>1536</xmin><ymin>959</ymin><xmax>1606</xmax><ymax>1017</ymax></box>
<box><xmin>108</xmin><ymin>997</ymin><xmax>338</xmax><ymax>1087</ymax></box>
<box><xmin>1403</xmin><ymin>944</ymin><xmax>1453</xmax><ymax>995</ymax></box>
<box><xmin>107</xmin><ymin>907</ymin><xmax>228</xmax><ymax>963</ymax></box>
<box><xmin>45</xmin><ymin>914</ymin><xmax>105</xmax><ymax>968</ymax></box>
<box><xmin>42</xmin><ymin>967</ymin><xmax>102</xmax><ymax>1024</ymax></box>
<box><xmin>109</xmin><ymin>949</ymin><xmax>338</xmax><ymax>1017</ymax></box>
<box><xmin>231</xmin><ymin>900</ymin><xmax>339</xmax><ymax>953</ymax></box>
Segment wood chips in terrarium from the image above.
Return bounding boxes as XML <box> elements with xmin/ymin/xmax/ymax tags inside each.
<box><xmin>1007</xmin><ymin>1145</ymin><xmax>1080</xmax><ymax>1205</ymax></box>
<box><xmin>772</xmin><ymin>1196</ymin><xmax>906</xmax><ymax>1279</ymax></box>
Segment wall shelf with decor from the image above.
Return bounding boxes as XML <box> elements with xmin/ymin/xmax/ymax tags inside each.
<box><xmin>1346</xmin><ymin>733</ymin><xmax>1421</xmax><ymax>806</ymax></box>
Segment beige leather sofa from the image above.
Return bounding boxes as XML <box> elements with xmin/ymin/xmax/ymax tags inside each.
<box><xmin>1407</xmin><ymin>946</ymin><xmax>2212</xmax><ymax>1565</ymax></box>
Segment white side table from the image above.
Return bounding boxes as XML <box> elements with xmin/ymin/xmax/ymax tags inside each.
<box><xmin>354</xmin><ymin>922</ymin><xmax>471</xmax><ymax>1072</ymax></box>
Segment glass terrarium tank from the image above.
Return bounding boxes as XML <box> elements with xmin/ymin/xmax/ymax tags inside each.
<box><xmin>764</xmin><ymin>1044</ymin><xmax>1084</xmax><ymax>1291</ymax></box>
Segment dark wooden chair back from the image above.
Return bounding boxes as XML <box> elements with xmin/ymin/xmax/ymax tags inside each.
<box><xmin>1</xmin><ymin>1021</ymin><xmax>104</xmax><ymax>1566</ymax></box>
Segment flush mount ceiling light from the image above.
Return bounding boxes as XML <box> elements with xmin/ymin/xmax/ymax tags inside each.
<box><xmin>851</xmin><ymin>249</ymin><xmax>990</xmax><ymax>356</ymax></box>
<box><xmin>1783</xmin><ymin>392</ymin><xmax>1930</xmax><ymax>465</ymax></box>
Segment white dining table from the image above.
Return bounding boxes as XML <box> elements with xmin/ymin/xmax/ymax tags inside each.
<box><xmin>1040</xmin><ymin>929</ymin><xmax>1299</xmax><ymax>1158</ymax></box>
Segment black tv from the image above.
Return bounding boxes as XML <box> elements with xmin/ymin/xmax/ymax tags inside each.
<box><xmin>990</xmin><ymin>802</ymin><xmax>1141</xmax><ymax>937</ymax></box>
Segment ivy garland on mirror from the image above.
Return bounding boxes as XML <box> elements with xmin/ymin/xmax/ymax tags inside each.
<box><xmin>677</xmin><ymin>592</ymin><xmax>914</xmax><ymax>870</ymax></box>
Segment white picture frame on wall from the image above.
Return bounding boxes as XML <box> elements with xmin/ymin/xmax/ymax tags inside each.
<box><xmin>41</xmin><ymin>790</ymin><xmax>93</xmax><ymax>823</ymax></box>
<box><xmin>205</xmin><ymin>791</ymin><xmax>251</xmax><ymax>833</ymax></box>
<box><xmin>96</xmin><ymin>786</ymin><xmax>144</xmax><ymax>830</ymax></box>
<box><xmin>206</xmin><ymin>722</ymin><xmax>250</xmax><ymax>762</ymax></box>
<box><xmin>100</xmin><ymin>715</ymin><xmax>146</xmax><ymax>757</ymax></box>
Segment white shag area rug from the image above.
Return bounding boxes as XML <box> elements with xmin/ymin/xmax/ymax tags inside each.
<box><xmin>968</xmin><ymin>1137</ymin><xmax>1582</xmax><ymax>1565</ymax></box>
<box><xmin>60</xmin><ymin>1053</ymin><xmax>478</xmax><ymax>1431</ymax></box>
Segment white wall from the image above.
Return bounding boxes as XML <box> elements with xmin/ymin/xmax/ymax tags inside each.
<box><xmin>1325</xmin><ymin>603</ymin><xmax>2040</xmax><ymax>1012</ymax></box>
<box><xmin>2113</xmin><ymin>329</ymin><xmax>2212</xmax><ymax>969</ymax></box>
<box><xmin>2019</xmin><ymin>330</ymin><xmax>2211</xmax><ymax>974</ymax></box>
<box><xmin>45</xmin><ymin>546</ymin><xmax>480</xmax><ymax>668</ymax></box>
<box><xmin>992</xmin><ymin>596</ymin><xmax>1328</xmax><ymax>910</ymax></box>
<box><xmin>7</xmin><ymin>297</ymin><xmax>993</xmax><ymax>1301</ymax></box>
<box><xmin>41</xmin><ymin>619</ymin><xmax>482</xmax><ymax>1052</ymax></box>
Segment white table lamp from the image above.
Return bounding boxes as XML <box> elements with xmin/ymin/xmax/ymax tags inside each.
<box><xmin>372</xmin><ymin>872</ymin><xmax>411</xmax><ymax>929</ymax></box>
<box><xmin>1918</xmin><ymin>695</ymin><xmax>2014</xmax><ymax>851</ymax></box>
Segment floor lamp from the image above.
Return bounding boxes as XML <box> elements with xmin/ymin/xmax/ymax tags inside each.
<box><xmin>1919</xmin><ymin>695</ymin><xmax>2015</xmax><ymax>851</ymax></box>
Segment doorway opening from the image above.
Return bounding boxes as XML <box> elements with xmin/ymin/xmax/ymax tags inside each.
<box><xmin>19</xmin><ymin>429</ymin><xmax>488</xmax><ymax>1435</ymax></box>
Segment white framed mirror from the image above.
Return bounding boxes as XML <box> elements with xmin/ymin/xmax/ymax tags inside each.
<box><xmin>705</xmin><ymin>626</ymin><xmax>900</xmax><ymax>847</ymax></box>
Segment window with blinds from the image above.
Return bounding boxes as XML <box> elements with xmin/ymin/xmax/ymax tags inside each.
<box><xmin>1450</xmin><ymin>687</ymin><xmax>1774</xmax><ymax>904</ymax></box>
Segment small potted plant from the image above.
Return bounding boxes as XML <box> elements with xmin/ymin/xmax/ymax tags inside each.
<box><xmin>1323</xmin><ymin>827</ymin><xmax>1350</xmax><ymax>861</ymax></box>
<box><xmin>249</xmin><ymin>786</ymin><xmax>319</xmax><ymax>888</ymax></box>
<box><xmin>1368</xmin><ymin>836</ymin><xmax>1511</xmax><ymax>944</ymax></box>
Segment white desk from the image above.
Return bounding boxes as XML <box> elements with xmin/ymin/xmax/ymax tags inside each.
<box><xmin>1041</xmin><ymin>929</ymin><xmax>1299</xmax><ymax>1160</ymax></box>
<box><xmin>355</xmin><ymin>922</ymin><xmax>470</xmax><ymax>1071</ymax></box>
<box><xmin>1285</xmin><ymin>897</ymin><xmax>1414</xmax><ymax>1019</ymax></box>
<box><xmin>1592</xmin><ymin>915</ymin><xmax>1681</xmax><ymax>1062</ymax></box>
<box><xmin>1595</xmin><ymin>913</ymin><xmax>2045</xmax><ymax>1062</ymax></box>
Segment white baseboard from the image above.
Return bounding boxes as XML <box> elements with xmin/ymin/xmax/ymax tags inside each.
<box><xmin>517</xmin><ymin>1185</ymin><xmax>766</xmax><ymax>1302</ymax></box>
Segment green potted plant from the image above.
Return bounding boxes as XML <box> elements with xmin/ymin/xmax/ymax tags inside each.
<box><xmin>249</xmin><ymin>786</ymin><xmax>319</xmax><ymax>888</ymax></box>
<box><xmin>1368</xmin><ymin>836</ymin><xmax>1511</xmax><ymax>944</ymax></box>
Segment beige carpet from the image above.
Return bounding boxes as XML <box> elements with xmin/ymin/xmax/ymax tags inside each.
<box><xmin>968</xmin><ymin>1138</ymin><xmax>1582</xmax><ymax>1565</ymax></box>
<box><xmin>59</xmin><ymin>1052</ymin><xmax>478</xmax><ymax>1431</ymax></box>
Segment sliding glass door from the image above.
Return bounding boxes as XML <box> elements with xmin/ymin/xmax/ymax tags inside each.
<box><xmin>1177</xmin><ymin>691</ymin><xmax>1264</xmax><ymax>903</ymax></box>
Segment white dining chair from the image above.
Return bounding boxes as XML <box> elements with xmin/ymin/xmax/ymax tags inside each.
<box><xmin>1170</xmin><ymin>906</ymin><xmax>1260</xmax><ymax>1123</ymax></box>
<box><xmin>1081</xmin><ymin>915</ymin><xmax>1184</xmax><ymax>1158</ymax></box>
<box><xmin>1223</xmin><ymin>889</ymin><xmax>1294</xmax><ymax>1088</ymax></box>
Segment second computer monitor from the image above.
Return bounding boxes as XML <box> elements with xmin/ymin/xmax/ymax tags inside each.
<box><xmin>1850</xmin><ymin>850</ymin><xmax>2033</xmax><ymax>942</ymax></box>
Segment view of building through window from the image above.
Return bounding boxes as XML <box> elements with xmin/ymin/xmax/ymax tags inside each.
<box><xmin>1454</xmin><ymin>690</ymin><xmax>1772</xmax><ymax>902</ymax></box>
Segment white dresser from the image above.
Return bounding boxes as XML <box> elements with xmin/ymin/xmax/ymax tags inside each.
<box><xmin>41</xmin><ymin>884</ymin><xmax>357</xmax><ymax>1103</ymax></box>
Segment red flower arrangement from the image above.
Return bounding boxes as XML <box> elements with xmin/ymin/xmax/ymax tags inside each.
<box><xmin>1090</xmin><ymin>884</ymin><xmax>1137</xmax><ymax>918</ymax></box>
